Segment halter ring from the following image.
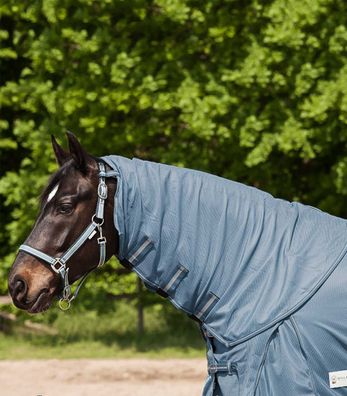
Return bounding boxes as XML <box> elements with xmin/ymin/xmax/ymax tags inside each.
<box><xmin>58</xmin><ymin>298</ymin><xmax>71</xmax><ymax>311</ymax></box>
<box><xmin>92</xmin><ymin>214</ymin><xmax>104</xmax><ymax>226</ymax></box>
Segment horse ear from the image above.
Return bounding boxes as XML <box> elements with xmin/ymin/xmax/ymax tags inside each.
<box><xmin>66</xmin><ymin>131</ymin><xmax>89</xmax><ymax>173</ymax></box>
<box><xmin>51</xmin><ymin>135</ymin><xmax>70</xmax><ymax>166</ymax></box>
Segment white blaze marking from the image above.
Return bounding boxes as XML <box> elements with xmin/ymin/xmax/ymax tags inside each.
<box><xmin>47</xmin><ymin>184</ymin><xmax>59</xmax><ymax>202</ymax></box>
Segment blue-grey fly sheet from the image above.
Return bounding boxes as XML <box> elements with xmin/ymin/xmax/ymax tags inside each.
<box><xmin>102</xmin><ymin>155</ymin><xmax>347</xmax><ymax>395</ymax></box>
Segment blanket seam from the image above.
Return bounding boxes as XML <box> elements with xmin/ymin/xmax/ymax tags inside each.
<box><xmin>290</xmin><ymin>315</ymin><xmax>319</xmax><ymax>396</ymax></box>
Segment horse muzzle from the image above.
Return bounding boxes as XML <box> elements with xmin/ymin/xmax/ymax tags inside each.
<box><xmin>8</xmin><ymin>274</ymin><xmax>54</xmax><ymax>314</ymax></box>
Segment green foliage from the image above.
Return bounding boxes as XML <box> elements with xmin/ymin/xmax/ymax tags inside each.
<box><xmin>1</xmin><ymin>0</ymin><xmax>347</xmax><ymax>301</ymax></box>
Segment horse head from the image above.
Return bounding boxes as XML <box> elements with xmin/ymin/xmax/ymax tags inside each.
<box><xmin>8</xmin><ymin>132</ymin><xmax>117</xmax><ymax>313</ymax></box>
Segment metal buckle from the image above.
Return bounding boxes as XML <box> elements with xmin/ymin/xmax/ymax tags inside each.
<box><xmin>208</xmin><ymin>365</ymin><xmax>218</xmax><ymax>375</ymax></box>
<box><xmin>207</xmin><ymin>362</ymin><xmax>236</xmax><ymax>376</ymax></box>
<box><xmin>98</xmin><ymin>236</ymin><xmax>106</xmax><ymax>245</ymax></box>
<box><xmin>52</xmin><ymin>258</ymin><xmax>65</xmax><ymax>273</ymax></box>
<box><xmin>97</xmin><ymin>181</ymin><xmax>108</xmax><ymax>200</ymax></box>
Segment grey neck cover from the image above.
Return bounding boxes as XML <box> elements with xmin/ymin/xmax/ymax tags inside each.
<box><xmin>102</xmin><ymin>155</ymin><xmax>347</xmax><ymax>347</ymax></box>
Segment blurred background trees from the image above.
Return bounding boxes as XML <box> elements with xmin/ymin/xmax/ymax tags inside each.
<box><xmin>1</xmin><ymin>0</ymin><xmax>347</xmax><ymax>330</ymax></box>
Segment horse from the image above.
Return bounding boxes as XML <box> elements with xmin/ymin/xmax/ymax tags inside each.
<box><xmin>8</xmin><ymin>132</ymin><xmax>347</xmax><ymax>395</ymax></box>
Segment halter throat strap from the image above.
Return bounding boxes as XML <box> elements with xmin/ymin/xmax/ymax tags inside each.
<box><xmin>18</xmin><ymin>162</ymin><xmax>116</xmax><ymax>310</ymax></box>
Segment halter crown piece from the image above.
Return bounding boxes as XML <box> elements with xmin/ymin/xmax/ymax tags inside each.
<box><xmin>18</xmin><ymin>162</ymin><xmax>117</xmax><ymax>310</ymax></box>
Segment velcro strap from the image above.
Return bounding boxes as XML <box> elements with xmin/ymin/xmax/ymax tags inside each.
<box><xmin>195</xmin><ymin>292</ymin><xmax>220</xmax><ymax>321</ymax></box>
<box><xmin>162</xmin><ymin>264</ymin><xmax>189</xmax><ymax>294</ymax></box>
<box><xmin>127</xmin><ymin>238</ymin><xmax>153</xmax><ymax>265</ymax></box>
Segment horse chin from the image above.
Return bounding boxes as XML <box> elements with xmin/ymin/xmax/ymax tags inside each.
<box><xmin>27</xmin><ymin>290</ymin><xmax>54</xmax><ymax>314</ymax></box>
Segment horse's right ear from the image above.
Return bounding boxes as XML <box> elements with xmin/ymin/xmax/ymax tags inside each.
<box><xmin>66</xmin><ymin>131</ymin><xmax>90</xmax><ymax>173</ymax></box>
<box><xmin>51</xmin><ymin>135</ymin><xmax>70</xmax><ymax>166</ymax></box>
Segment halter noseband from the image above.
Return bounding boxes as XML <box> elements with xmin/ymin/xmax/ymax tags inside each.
<box><xmin>18</xmin><ymin>162</ymin><xmax>117</xmax><ymax>310</ymax></box>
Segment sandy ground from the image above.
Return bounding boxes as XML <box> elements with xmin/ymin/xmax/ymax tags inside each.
<box><xmin>0</xmin><ymin>359</ymin><xmax>207</xmax><ymax>396</ymax></box>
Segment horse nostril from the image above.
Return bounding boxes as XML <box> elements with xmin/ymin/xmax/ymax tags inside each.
<box><xmin>15</xmin><ymin>280</ymin><xmax>25</xmax><ymax>292</ymax></box>
<box><xmin>12</xmin><ymin>278</ymin><xmax>28</xmax><ymax>304</ymax></box>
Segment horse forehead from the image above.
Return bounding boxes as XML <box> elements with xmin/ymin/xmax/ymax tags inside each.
<box><xmin>45</xmin><ymin>173</ymin><xmax>92</xmax><ymax>203</ymax></box>
<box><xmin>47</xmin><ymin>184</ymin><xmax>59</xmax><ymax>202</ymax></box>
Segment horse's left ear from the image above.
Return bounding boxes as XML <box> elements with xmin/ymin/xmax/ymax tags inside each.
<box><xmin>66</xmin><ymin>131</ymin><xmax>89</xmax><ymax>173</ymax></box>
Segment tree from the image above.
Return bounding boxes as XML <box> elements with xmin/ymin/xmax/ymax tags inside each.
<box><xmin>1</xmin><ymin>0</ymin><xmax>347</xmax><ymax>297</ymax></box>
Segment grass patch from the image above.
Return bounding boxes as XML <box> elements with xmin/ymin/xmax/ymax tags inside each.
<box><xmin>0</xmin><ymin>299</ymin><xmax>205</xmax><ymax>359</ymax></box>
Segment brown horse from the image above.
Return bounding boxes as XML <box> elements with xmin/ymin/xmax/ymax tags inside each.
<box><xmin>9</xmin><ymin>133</ymin><xmax>347</xmax><ymax>395</ymax></box>
<box><xmin>8</xmin><ymin>132</ymin><xmax>118</xmax><ymax>313</ymax></box>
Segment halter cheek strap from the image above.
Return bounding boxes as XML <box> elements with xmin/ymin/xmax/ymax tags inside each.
<box><xmin>18</xmin><ymin>162</ymin><xmax>117</xmax><ymax>310</ymax></box>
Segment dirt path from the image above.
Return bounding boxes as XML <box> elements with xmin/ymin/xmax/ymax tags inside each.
<box><xmin>0</xmin><ymin>359</ymin><xmax>206</xmax><ymax>396</ymax></box>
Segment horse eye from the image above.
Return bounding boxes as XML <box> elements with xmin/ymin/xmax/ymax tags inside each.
<box><xmin>57</xmin><ymin>203</ymin><xmax>73</xmax><ymax>215</ymax></box>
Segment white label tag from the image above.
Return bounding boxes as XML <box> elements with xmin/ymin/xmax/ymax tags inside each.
<box><xmin>329</xmin><ymin>370</ymin><xmax>347</xmax><ymax>388</ymax></box>
<box><xmin>88</xmin><ymin>230</ymin><xmax>97</xmax><ymax>240</ymax></box>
